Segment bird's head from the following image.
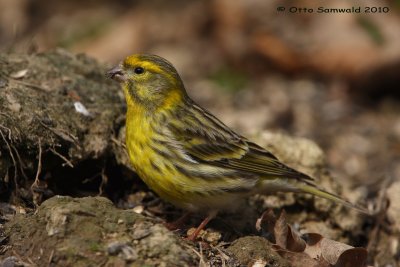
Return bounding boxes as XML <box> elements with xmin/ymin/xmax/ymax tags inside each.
<box><xmin>107</xmin><ymin>54</ymin><xmax>187</xmax><ymax>110</ymax></box>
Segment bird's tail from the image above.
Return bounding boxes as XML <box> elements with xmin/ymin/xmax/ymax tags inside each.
<box><xmin>297</xmin><ymin>183</ymin><xmax>370</xmax><ymax>215</ymax></box>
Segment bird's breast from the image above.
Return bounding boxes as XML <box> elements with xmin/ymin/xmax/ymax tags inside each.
<box><xmin>125</xmin><ymin>111</ymin><xmax>186</xmax><ymax>203</ymax></box>
<box><xmin>124</xmin><ymin>109</ymin><xmax>253</xmax><ymax>212</ymax></box>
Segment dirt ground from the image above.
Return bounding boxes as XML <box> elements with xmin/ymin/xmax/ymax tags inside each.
<box><xmin>1</xmin><ymin>1</ymin><xmax>400</xmax><ymax>266</ymax></box>
<box><xmin>0</xmin><ymin>49</ymin><xmax>394</xmax><ymax>267</ymax></box>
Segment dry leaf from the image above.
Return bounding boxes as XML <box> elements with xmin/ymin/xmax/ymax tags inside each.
<box><xmin>303</xmin><ymin>233</ymin><xmax>323</xmax><ymax>259</ymax></box>
<box><xmin>257</xmin><ymin>210</ymin><xmax>371</xmax><ymax>267</ymax></box>
<box><xmin>257</xmin><ymin>210</ymin><xmax>306</xmax><ymax>252</ymax></box>
<box><xmin>274</xmin><ymin>210</ymin><xmax>288</xmax><ymax>248</ymax></box>
<box><xmin>319</xmin><ymin>236</ymin><xmax>353</xmax><ymax>264</ymax></box>
<box><xmin>273</xmin><ymin>245</ymin><xmax>330</xmax><ymax>267</ymax></box>
<box><xmin>286</xmin><ymin>225</ymin><xmax>306</xmax><ymax>252</ymax></box>
<box><xmin>256</xmin><ymin>209</ymin><xmax>276</xmax><ymax>233</ymax></box>
<box><xmin>334</xmin><ymin>248</ymin><xmax>368</xmax><ymax>267</ymax></box>
<box><xmin>302</xmin><ymin>233</ymin><xmax>368</xmax><ymax>266</ymax></box>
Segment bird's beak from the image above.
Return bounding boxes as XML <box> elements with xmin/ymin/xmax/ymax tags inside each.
<box><xmin>107</xmin><ymin>64</ymin><xmax>126</xmax><ymax>83</ymax></box>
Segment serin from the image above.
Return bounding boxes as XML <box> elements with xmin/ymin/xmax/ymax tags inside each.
<box><xmin>107</xmin><ymin>54</ymin><xmax>367</xmax><ymax>240</ymax></box>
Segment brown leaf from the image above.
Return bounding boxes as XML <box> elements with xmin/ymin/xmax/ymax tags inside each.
<box><xmin>304</xmin><ymin>233</ymin><xmax>369</xmax><ymax>267</ymax></box>
<box><xmin>255</xmin><ymin>209</ymin><xmax>276</xmax><ymax>233</ymax></box>
<box><xmin>256</xmin><ymin>210</ymin><xmax>308</xmax><ymax>253</ymax></box>
<box><xmin>273</xmin><ymin>245</ymin><xmax>330</xmax><ymax>267</ymax></box>
<box><xmin>274</xmin><ymin>210</ymin><xmax>288</xmax><ymax>248</ymax></box>
<box><xmin>303</xmin><ymin>233</ymin><xmax>324</xmax><ymax>259</ymax></box>
<box><xmin>319</xmin><ymin>235</ymin><xmax>352</xmax><ymax>265</ymax></box>
<box><xmin>286</xmin><ymin>225</ymin><xmax>306</xmax><ymax>252</ymax></box>
<box><xmin>258</xmin><ymin>210</ymin><xmax>370</xmax><ymax>267</ymax></box>
<box><xmin>334</xmin><ymin>247</ymin><xmax>368</xmax><ymax>267</ymax></box>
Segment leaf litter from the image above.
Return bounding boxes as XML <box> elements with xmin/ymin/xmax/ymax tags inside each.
<box><xmin>256</xmin><ymin>209</ymin><xmax>372</xmax><ymax>267</ymax></box>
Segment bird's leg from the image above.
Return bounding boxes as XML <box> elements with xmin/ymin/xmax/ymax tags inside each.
<box><xmin>186</xmin><ymin>211</ymin><xmax>218</xmax><ymax>241</ymax></box>
<box><xmin>164</xmin><ymin>211</ymin><xmax>192</xmax><ymax>231</ymax></box>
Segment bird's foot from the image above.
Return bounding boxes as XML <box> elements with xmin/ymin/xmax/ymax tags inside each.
<box><xmin>185</xmin><ymin>212</ymin><xmax>217</xmax><ymax>241</ymax></box>
<box><xmin>164</xmin><ymin>212</ymin><xmax>191</xmax><ymax>231</ymax></box>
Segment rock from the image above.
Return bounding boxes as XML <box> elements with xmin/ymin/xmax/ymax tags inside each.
<box><xmin>3</xmin><ymin>196</ymin><xmax>196</xmax><ymax>266</ymax></box>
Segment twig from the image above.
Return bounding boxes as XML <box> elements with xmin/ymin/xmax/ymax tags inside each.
<box><xmin>375</xmin><ymin>175</ymin><xmax>392</xmax><ymax>212</ymax></box>
<box><xmin>3</xmin><ymin>169</ymin><xmax>9</xmax><ymax>183</ymax></box>
<box><xmin>367</xmin><ymin>175</ymin><xmax>391</xmax><ymax>253</ymax></box>
<box><xmin>31</xmin><ymin>139</ymin><xmax>43</xmax><ymax>207</ymax></box>
<box><xmin>0</xmin><ymin>124</ymin><xmax>12</xmax><ymax>142</ymax></box>
<box><xmin>38</xmin><ymin>120</ymin><xmax>79</xmax><ymax>144</ymax></box>
<box><xmin>34</xmin><ymin>139</ymin><xmax>42</xmax><ymax>185</ymax></box>
<box><xmin>199</xmin><ymin>242</ymin><xmax>209</xmax><ymax>267</ymax></box>
<box><xmin>11</xmin><ymin>249</ymin><xmax>33</xmax><ymax>266</ymax></box>
<box><xmin>98</xmin><ymin>166</ymin><xmax>108</xmax><ymax>196</ymax></box>
<box><xmin>82</xmin><ymin>172</ymin><xmax>101</xmax><ymax>184</ymax></box>
<box><xmin>9</xmin><ymin>79</ymin><xmax>48</xmax><ymax>92</ymax></box>
<box><xmin>0</xmin><ymin>129</ymin><xmax>18</xmax><ymax>191</ymax></box>
<box><xmin>211</xmin><ymin>245</ymin><xmax>230</xmax><ymax>267</ymax></box>
<box><xmin>10</xmin><ymin>143</ymin><xmax>28</xmax><ymax>180</ymax></box>
<box><xmin>49</xmin><ymin>147</ymin><xmax>74</xmax><ymax>168</ymax></box>
<box><xmin>0</xmin><ymin>123</ymin><xmax>21</xmax><ymax>141</ymax></box>
<box><xmin>26</xmin><ymin>256</ymin><xmax>35</xmax><ymax>265</ymax></box>
<box><xmin>47</xmin><ymin>249</ymin><xmax>54</xmax><ymax>267</ymax></box>
<box><xmin>185</xmin><ymin>243</ymin><xmax>209</xmax><ymax>267</ymax></box>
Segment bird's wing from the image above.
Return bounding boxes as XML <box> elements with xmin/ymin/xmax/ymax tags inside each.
<box><xmin>168</xmin><ymin>103</ymin><xmax>313</xmax><ymax>183</ymax></box>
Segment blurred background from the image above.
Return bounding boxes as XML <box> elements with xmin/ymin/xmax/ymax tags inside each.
<box><xmin>1</xmin><ymin>0</ymin><xmax>400</xmax><ymax>195</ymax></box>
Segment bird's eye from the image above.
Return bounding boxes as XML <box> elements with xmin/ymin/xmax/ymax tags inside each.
<box><xmin>134</xmin><ymin>67</ymin><xmax>145</xmax><ymax>74</ymax></box>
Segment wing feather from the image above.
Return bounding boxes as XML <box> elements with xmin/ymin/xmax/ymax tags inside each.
<box><xmin>168</xmin><ymin>103</ymin><xmax>313</xmax><ymax>183</ymax></box>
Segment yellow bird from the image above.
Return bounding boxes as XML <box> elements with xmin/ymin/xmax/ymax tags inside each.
<box><xmin>107</xmin><ymin>54</ymin><xmax>367</xmax><ymax>240</ymax></box>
